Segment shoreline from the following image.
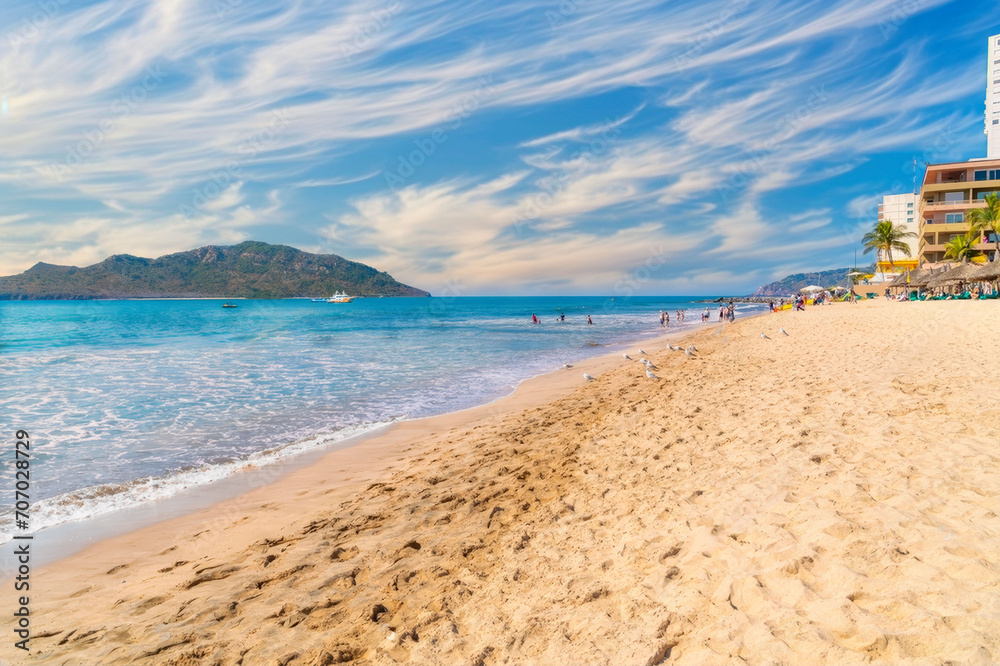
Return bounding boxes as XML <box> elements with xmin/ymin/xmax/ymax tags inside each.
<box><xmin>13</xmin><ymin>315</ymin><xmax>735</xmax><ymax>570</ymax></box>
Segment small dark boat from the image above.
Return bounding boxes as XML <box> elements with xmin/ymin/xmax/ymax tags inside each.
<box><xmin>222</xmin><ymin>302</ymin><xmax>238</xmax><ymax>308</ymax></box>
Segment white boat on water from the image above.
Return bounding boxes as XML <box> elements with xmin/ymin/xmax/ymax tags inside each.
<box><xmin>311</xmin><ymin>291</ymin><xmax>356</xmax><ymax>303</ymax></box>
<box><xmin>326</xmin><ymin>291</ymin><xmax>355</xmax><ymax>303</ymax></box>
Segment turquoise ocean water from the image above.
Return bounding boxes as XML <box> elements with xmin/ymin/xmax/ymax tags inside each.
<box><xmin>0</xmin><ymin>296</ymin><xmax>764</xmax><ymax>538</ymax></box>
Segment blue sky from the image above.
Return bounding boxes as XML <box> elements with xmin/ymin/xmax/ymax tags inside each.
<box><xmin>0</xmin><ymin>0</ymin><xmax>997</xmax><ymax>295</ymax></box>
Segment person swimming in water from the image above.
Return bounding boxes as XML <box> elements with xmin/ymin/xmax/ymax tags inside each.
<box><xmin>587</xmin><ymin>315</ymin><xmax>593</xmax><ymax>325</ymax></box>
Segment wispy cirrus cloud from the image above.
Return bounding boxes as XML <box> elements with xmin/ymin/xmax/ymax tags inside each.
<box><xmin>0</xmin><ymin>0</ymin><xmax>986</xmax><ymax>292</ymax></box>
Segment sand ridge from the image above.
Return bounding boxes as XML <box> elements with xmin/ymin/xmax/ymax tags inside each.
<box><xmin>4</xmin><ymin>300</ymin><xmax>1000</xmax><ymax>664</ymax></box>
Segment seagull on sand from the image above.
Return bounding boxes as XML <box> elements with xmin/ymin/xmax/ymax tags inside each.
<box><xmin>761</xmin><ymin>332</ymin><xmax>771</xmax><ymax>340</ymax></box>
<box><xmin>563</xmin><ymin>363</ymin><xmax>573</xmax><ymax>368</ymax></box>
<box><xmin>623</xmin><ymin>353</ymin><xmax>634</xmax><ymax>360</ymax></box>
<box><xmin>645</xmin><ymin>368</ymin><xmax>658</xmax><ymax>379</ymax></box>
<box><xmin>780</xmin><ymin>327</ymin><xmax>789</xmax><ymax>336</ymax></box>
<box><xmin>641</xmin><ymin>359</ymin><xmax>658</xmax><ymax>370</ymax></box>
<box><xmin>638</xmin><ymin>349</ymin><xmax>647</xmax><ymax>355</ymax></box>
<box><xmin>686</xmin><ymin>345</ymin><xmax>698</xmax><ymax>353</ymax></box>
<box><xmin>583</xmin><ymin>373</ymin><xmax>595</xmax><ymax>381</ymax></box>
<box><xmin>684</xmin><ymin>348</ymin><xmax>696</xmax><ymax>358</ymax></box>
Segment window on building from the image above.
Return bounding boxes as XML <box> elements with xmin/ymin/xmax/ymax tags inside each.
<box><xmin>995</xmin><ymin>119</ymin><xmax>1000</xmax><ymax>125</ymax></box>
<box><xmin>946</xmin><ymin>213</ymin><xmax>964</xmax><ymax>223</ymax></box>
<box><xmin>977</xmin><ymin>191</ymin><xmax>1000</xmax><ymax>200</ymax></box>
<box><xmin>975</xmin><ymin>170</ymin><xmax>989</xmax><ymax>181</ymax></box>
<box><xmin>907</xmin><ymin>217</ymin><xmax>913</xmax><ymax>224</ymax></box>
<box><xmin>906</xmin><ymin>202</ymin><xmax>913</xmax><ymax>208</ymax></box>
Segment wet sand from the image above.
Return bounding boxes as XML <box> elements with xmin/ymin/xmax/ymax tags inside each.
<box><xmin>4</xmin><ymin>299</ymin><xmax>999</xmax><ymax>664</ymax></box>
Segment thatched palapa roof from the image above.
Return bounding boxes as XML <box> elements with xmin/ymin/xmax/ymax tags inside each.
<box><xmin>939</xmin><ymin>261</ymin><xmax>980</xmax><ymax>284</ymax></box>
<box><xmin>907</xmin><ymin>267</ymin><xmax>940</xmax><ymax>288</ymax></box>
<box><xmin>970</xmin><ymin>253</ymin><xmax>1000</xmax><ymax>281</ymax></box>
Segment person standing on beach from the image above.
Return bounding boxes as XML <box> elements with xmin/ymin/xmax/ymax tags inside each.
<box><xmin>531</xmin><ymin>314</ymin><xmax>539</xmax><ymax>324</ymax></box>
<box><xmin>664</xmin><ymin>311</ymin><xmax>669</xmax><ymax>326</ymax></box>
<box><xmin>719</xmin><ymin>306</ymin><xmax>725</xmax><ymax>321</ymax></box>
<box><xmin>587</xmin><ymin>314</ymin><xmax>593</xmax><ymax>325</ymax></box>
<box><xmin>659</xmin><ymin>310</ymin><xmax>665</xmax><ymax>327</ymax></box>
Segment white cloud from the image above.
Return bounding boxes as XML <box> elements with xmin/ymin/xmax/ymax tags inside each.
<box><xmin>200</xmin><ymin>182</ymin><xmax>245</xmax><ymax>212</ymax></box>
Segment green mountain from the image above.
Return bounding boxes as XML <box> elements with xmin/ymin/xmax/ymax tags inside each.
<box><xmin>0</xmin><ymin>241</ymin><xmax>430</xmax><ymax>299</ymax></box>
<box><xmin>751</xmin><ymin>267</ymin><xmax>862</xmax><ymax>297</ymax></box>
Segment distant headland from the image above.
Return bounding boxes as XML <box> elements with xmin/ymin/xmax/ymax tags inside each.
<box><xmin>0</xmin><ymin>241</ymin><xmax>430</xmax><ymax>300</ymax></box>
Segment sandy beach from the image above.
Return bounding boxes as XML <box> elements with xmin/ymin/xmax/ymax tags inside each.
<box><xmin>4</xmin><ymin>299</ymin><xmax>1000</xmax><ymax>665</ymax></box>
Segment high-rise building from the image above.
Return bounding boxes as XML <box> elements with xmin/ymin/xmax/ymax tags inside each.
<box><xmin>876</xmin><ymin>192</ymin><xmax>920</xmax><ymax>272</ymax></box>
<box><xmin>917</xmin><ymin>158</ymin><xmax>1000</xmax><ymax>264</ymax></box>
<box><xmin>987</xmin><ymin>33</ymin><xmax>1000</xmax><ymax>158</ymax></box>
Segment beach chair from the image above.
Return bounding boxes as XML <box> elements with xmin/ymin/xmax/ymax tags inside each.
<box><xmin>865</xmin><ymin>292</ymin><xmax>877</xmax><ymax>299</ymax></box>
<box><xmin>956</xmin><ymin>292</ymin><xmax>972</xmax><ymax>300</ymax></box>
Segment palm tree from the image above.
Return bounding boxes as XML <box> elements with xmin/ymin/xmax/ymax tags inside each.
<box><xmin>943</xmin><ymin>232</ymin><xmax>983</xmax><ymax>263</ymax></box>
<box><xmin>968</xmin><ymin>192</ymin><xmax>1000</xmax><ymax>261</ymax></box>
<box><xmin>862</xmin><ymin>219</ymin><xmax>917</xmax><ymax>277</ymax></box>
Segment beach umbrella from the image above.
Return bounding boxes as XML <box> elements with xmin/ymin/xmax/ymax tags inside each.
<box><xmin>941</xmin><ymin>260</ymin><xmax>978</xmax><ymax>285</ymax></box>
<box><xmin>800</xmin><ymin>285</ymin><xmax>825</xmax><ymax>293</ymax></box>
<box><xmin>925</xmin><ymin>266</ymin><xmax>956</xmax><ymax>289</ymax></box>
<box><xmin>907</xmin><ymin>267</ymin><xmax>938</xmax><ymax>288</ymax></box>
<box><xmin>971</xmin><ymin>253</ymin><xmax>1000</xmax><ymax>281</ymax></box>
<box><xmin>888</xmin><ymin>272</ymin><xmax>908</xmax><ymax>286</ymax></box>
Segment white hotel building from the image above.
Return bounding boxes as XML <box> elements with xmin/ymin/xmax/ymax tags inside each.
<box><xmin>876</xmin><ymin>192</ymin><xmax>920</xmax><ymax>273</ymax></box>
<box><xmin>988</xmin><ymin>33</ymin><xmax>1000</xmax><ymax>159</ymax></box>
